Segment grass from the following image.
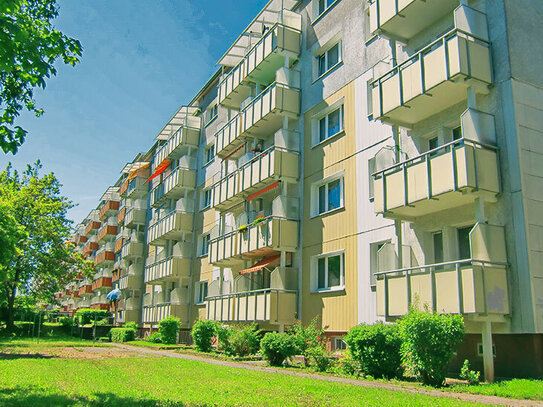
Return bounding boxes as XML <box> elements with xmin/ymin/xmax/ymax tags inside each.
<box><xmin>0</xmin><ymin>357</ymin><xmax>484</xmax><ymax>407</ymax></box>
<box><xmin>124</xmin><ymin>340</ymin><xmax>183</xmax><ymax>350</ymax></box>
<box><xmin>448</xmin><ymin>379</ymin><xmax>543</xmax><ymax>400</ymax></box>
<box><xmin>0</xmin><ymin>336</ymin><xmax>110</xmax><ymax>350</ymax></box>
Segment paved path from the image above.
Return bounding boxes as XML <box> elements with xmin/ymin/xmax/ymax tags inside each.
<box><xmin>113</xmin><ymin>343</ymin><xmax>541</xmax><ymax>407</ymax></box>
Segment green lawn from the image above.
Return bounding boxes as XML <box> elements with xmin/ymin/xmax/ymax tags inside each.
<box><xmin>0</xmin><ymin>346</ymin><xmax>480</xmax><ymax>407</ymax></box>
<box><xmin>448</xmin><ymin>379</ymin><xmax>543</xmax><ymax>400</ymax></box>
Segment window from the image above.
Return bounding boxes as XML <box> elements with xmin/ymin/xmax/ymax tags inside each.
<box><xmin>200</xmin><ymin>234</ymin><xmax>210</xmax><ymax>256</ymax></box>
<box><xmin>204</xmin><ymin>144</ymin><xmax>214</xmax><ymax>166</ymax></box>
<box><xmin>368</xmin><ymin>157</ymin><xmax>376</xmax><ymax>200</ymax></box>
<box><xmin>316</xmin><ymin>43</ymin><xmax>341</xmax><ymax>78</ymax></box>
<box><xmin>315</xmin><ymin>0</ymin><xmax>337</xmax><ymax>20</ymax></box>
<box><xmin>433</xmin><ymin>231</ymin><xmax>443</xmax><ymax>269</ymax></box>
<box><xmin>317</xmin><ymin>105</ymin><xmax>344</xmax><ymax>144</ymax></box>
<box><xmin>334</xmin><ymin>338</ymin><xmax>347</xmax><ymax>350</ymax></box>
<box><xmin>318</xmin><ymin>177</ymin><xmax>343</xmax><ymax>215</ymax></box>
<box><xmin>196</xmin><ymin>281</ymin><xmax>208</xmax><ymax>304</ymax></box>
<box><xmin>452</xmin><ymin>126</ymin><xmax>462</xmax><ymax>141</ymax></box>
<box><xmin>370</xmin><ymin>241</ymin><xmax>389</xmax><ymax>287</ymax></box>
<box><xmin>314</xmin><ymin>251</ymin><xmax>345</xmax><ymax>291</ymax></box>
<box><xmin>457</xmin><ymin>225</ymin><xmax>473</xmax><ymax>260</ymax></box>
<box><xmin>201</xmin><ymin>189</ymin><xmax>211</xmax><ymax>210</ymax></box>
<box><xmin>205</xmin><ymin>104</ymin><xmax>218</xmax><ymax>125</ymax></box>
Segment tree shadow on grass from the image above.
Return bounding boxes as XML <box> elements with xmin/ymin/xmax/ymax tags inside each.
<box><xmin>0</xmin><ymin>352</ymin><xmax>53</xmax><ymax>360</ymax></box>
<box><xmin>0</xmin><ymin>387</ymin><xmax>211</xmax><ymax>407</ymax></box>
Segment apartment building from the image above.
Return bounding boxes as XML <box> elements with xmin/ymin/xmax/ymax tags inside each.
<box><xmin>59</xmin><ymin>0</ymin><xmax>543</xmax><ymax>380</ymax></box>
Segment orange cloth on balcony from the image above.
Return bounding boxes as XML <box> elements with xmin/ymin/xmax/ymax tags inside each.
<box><xmin>246</xmin><ymin>181</ymin><xmax>279</xmax><ymax>201</ymax></box>
<box><xmin>239</xmin><ymin>255</ymin><xmax>280</xmax><ymax>274</ymax></box>
<box><xmin>145</xmin><ymin>159</ymin><xmax>170</xmax><ymax>183</ymax></box>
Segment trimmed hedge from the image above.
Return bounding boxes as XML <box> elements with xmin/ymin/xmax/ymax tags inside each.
<box><xmin>109</xmin><ymin>328</ymin><xmax>135</xmax><ymax>343</ymax></box>
<box><xmin>191</xmin><ymin>320</ymin><xmax>216</xmax><ymax>352</ymax></box>
<box><xmin>158</xmin><ymin>316</ymin><xmax>181</xmax><ymax>344</ymax></box>
<box><xmin>75</xmin><ymin>308</ymin><xmax>111</xmax><ymax>325</ymax></box>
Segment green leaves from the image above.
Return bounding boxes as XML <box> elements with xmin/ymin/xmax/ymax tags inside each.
<box><xmin>0</xmin><ymin>0</ymin><xmax>82</xmax><ymax>154</ymax></box>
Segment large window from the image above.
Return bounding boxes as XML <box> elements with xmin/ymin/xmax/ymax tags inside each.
<box><xmin>200</xmin><ymin>234</ymin><xmax>210</xmax><ymax>257</ymax></box>
<box><xmin>316</xmin><ymin>42</ymin><xmax>341</xmax><ymax>78</ymax></box>
<box><xmin>205</xmin><ymin>104</ymin><xmax>218</xmax><ymax>125</ymax></box>
<box><xmin>203</xmin><ymin>144</ymin><xmax>215</xmax><ymax>166</ymax></box>
<box><xmin>316</xmin><ymin>105</ymin><xmax>344</xmax><ymax>144</ymax></box>
<box><xmin>196</xmin><ymin>281</ymin><xmax>208</xmax><ymax>304</ymax></box>
<box><xmin>315</xmin><ymin>176</ymin><xmax>344</xmax><ymax>215</ymax></box>
<box><xmin>201</xmin><ymin>189</ymin><xmax>211</xmax><ymax>210</ymax></box>
<box><xmin>313</xmin><ymin>251</ymin><xmax>345</xmax><ymax>291</ymax></box>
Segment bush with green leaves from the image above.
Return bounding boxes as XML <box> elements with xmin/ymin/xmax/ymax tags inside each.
<box><xmin>147</xmin><ymin>332</ymin><xmax>162</xmax><ymax>343</ymax></box>
<box><xmin>344</xmin><ymin>322</ymin><xmax>403</xmax><ymax>379</ymax></box>
<box><xmin>460</xmin><ymin>359</ymin><xmax>480</xmax><ymax>385</ymax></box>
<box><xmin>59</xmin><ymin>317</ymin><xmax>75</xmax><ymax>330</ymax></box>
<box><xmin>75</xmin><ymin>309</ymin><xmax>111</xmax><ymax>325</ymax></box>
<box><xmin>214</xmin><ymin>323</ymin><xmax>232</xmax><ymax>354</ymax></box>
<box><xmin>289</xmin><ymin>316</ymin><xmax>323</xmax><ymax>356</ymax></box>
<box><xmin>109</xmin><ymin>327</ymin><xmax>135</xmax><ymax>343</ymax></box>
<box><xmin>332</xmin><ymin>350</ymin><xmax>361</xmax><ymax>377</ymax></box>
<box><xmin>260</xmin><ymin>332</ymin><xmax>299</xmax><ymax>367</ymax></box>
<box><xmin>124</xmin><ymin>321</ymin><xmax>138</xmax><ymax>331</ymax></box>
<box><xmin>398</xmin><ymin>307</ymin><xmax>465</xmax><ymax>387</ymax></box>
<box><xmin>158</xmin><ymin>316</ymin><xmax>181</xmax><ymax>344</ymax></box>
<box><xmin>228</xmin><ymin>323</ymin><xmax>261</xmax><ymax>356</ymax></box>
<box><xmin>305</xmin><ymin>345</ymin><xmax>332</xmax><ymax>372</ymax></box>
<box><xmin>191</xmin><ymin>320</ymin><xmax>217</xmax><ymax>352</ymax></box>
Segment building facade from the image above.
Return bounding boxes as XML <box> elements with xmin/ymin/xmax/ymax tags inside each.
<box><xmin>58</xmin><ymin>0</ymin><xmax>543</xmax><ymax>380</ymax></box>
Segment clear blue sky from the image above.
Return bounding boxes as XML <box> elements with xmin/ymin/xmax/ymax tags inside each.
<box><xmin>0</xmin><ymin>0</ymin><xmax>267</xmax><ymax>224</ymax></box>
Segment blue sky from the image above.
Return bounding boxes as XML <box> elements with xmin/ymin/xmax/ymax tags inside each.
<box><xmin>0</xmin><ymin>0</ymin><xmax>267</xmax><ymax>224</ymax></box>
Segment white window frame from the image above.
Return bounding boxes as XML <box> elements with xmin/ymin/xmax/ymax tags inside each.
<box><xmin>311</xmin><ymin>98</ymin><xmax>344</xmax><ymax>147</ymax></box>
<box><xmin>203</xmin><ymin>143</ymin><xmax>215</xmax><ymax>167</ymax></box>
<box><xmin>311</xmin><ymin>250</ymin><xmax>345</xmax><ymax>293</ymax></box>
<box><xmin>313</xmin><ymin>0</ymin><xmax>341</xmax><ymax>23</ymax></box>
<box><xmin>201</xmin><ymin>188</ymin><xmax>211</xmax><ymax>210</ymax></box>
<box><xmin>195</xmin><ymin>280</ymin><xmax>208</xmax><ymax>305</ymax></box>
<box><xmin>205</xmin><ymin>104</ymin><xmax>218</xmax><ymax>126</ymax></box>
<box><xmin>199</xmin><ymin>233</ymin><xmax>210</xmax><ymax>257</ymax></box>
<box><xmin>334</xmin><ymin>337</ymin><xmax>347</xmax><ymax>350</ymax></box>
<box><xmin>311</xmin><ymin>171</ymin><xmax>345</xmax><ymax>217</ymax></box>
<box><xmin>314</xmin><ymin>40</ymin><xmax>343</xmax><ymax>81</ymax></box>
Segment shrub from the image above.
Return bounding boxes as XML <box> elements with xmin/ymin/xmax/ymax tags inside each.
<box><xmin>191</xmin><ymin>320</ymin><xmax>216</xmax><ymax>352</ymax></box>
<box><xmin>334</xmin><ymin>350</ymin><xmax>361</xmax><ymax>377</ymax></box>
<box><xmin>96</xmin><ymin>318</ymin><xmax>110</xmax><ymax>326</ymax></box>
<box><xmin>214</xmin><ymin>324</ymin><xmax>232</xmax><ymax>354</ymax></box>
<box><xmin>109</xmin><ymin>328</ymin><xmax>135</xmax><ymax>343</ymax></box>
<box><xmin>305</xmin><ymin>345</ymin><xmax>332</xmax><ymax>372</ymax></box>
<box><xmin>260</xmin><ymin>332</ymin><xmax>299</xmax><ymax>367</ymax></box>
<box><xmin>289</xmin><ymin>316</ymin><xmax>323</xmax><ymax>355</ymax></box>
<box><xmin>229</xmin><ymin>323</ymin><xmax>261</xmax><ymax>356</ymax></box>
<box><xmin>124</xmin><ymin>321</ymin><xmax>138</xmax><ymax>331</ymax></box>
<box><xmin>147</xmin><ymin>332</ymin><xmax>162</xmax><ymax>343</ymax></box>
<box><xmin>460</xmin><ymin>359</ymin><xmax>480</xmax><ymax>385</ymax></box>
<box><xmin>158</xmin><ymin>316</ymin><xmax>181</xmax><ymax>344</ymax></box>
<box><xmin>398</xmin><ymin>307</ymin><xmax>465</xmax><ymax>387</ymax></box>
<box><xmin>344</xmin><ymin>323</ymin><xmax>403</xmax><ymax>379</ymax></box>
<box><xmin>98</xmin><ymin>336</ymin><xmax>110</xmax><ymax>342</ymax></box>
<box><xmin>59</xmin><ymin>317</ymin><xmax>75</xmax><ymax>331</ymax></box>
<box><xmin>75</xmin><ymin>309</ymin><xmax>111</xmax><ymax>325</ymax></box>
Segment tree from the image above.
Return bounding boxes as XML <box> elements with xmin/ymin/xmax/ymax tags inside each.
<box><xmin>0</xmin><ymin>161</ymin><xmax>92</xmax><ymax>329</ymax></box>
<box><xmin>0</xmin><ymin>0</ymin><xmax>82</xmax><ymax>154</ymax></box>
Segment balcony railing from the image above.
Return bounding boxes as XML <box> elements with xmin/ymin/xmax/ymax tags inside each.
<box><xmin>147</xmin><ymin>210</ymin><xmax>193</xmax><ymax>246</ymax></box>
<box><xmin>99</xmin><ymin>200</ymin><xmax>120</xmax><ymax>221</ymax></box>
<box><xmin>209</xmin><ymin>216</ymin><xmax>298</xmax><ymax>266</ymax></box>
<box><xmin>84</xmin><ymin>221</ymin><xmax>101</xmax><ymax>236</ymax></box>
<box><xmin>215</xmin><ymin>82</ymin><xmax>300</xmax><ymax>159</ymax></box>
<box><xmin>206</xmin><ymin>288</ymin><xmax>296</xmax><ymax>324</ymax></box>
<box><xmin>117</xmin><ymin>207</ymin><xmax>126</xmax><ymax>226</ymax></box>
<box><xmin>83</xmin><ymin>241</ymin><xmax>99</xmax><ymax>255</ymax></box>
<box><xmin>373</xmin><ymin>137</ymin><xmax>500</xmax><ymax>219</ymax></box>
<box><xmin>97</xmin><ymin>224</ymin><xmax>118</xmax><ymax>243</ymax></box>
<box><xmin>94</xmin><ymin>249</ymin><xmax>115</xmax><ymax>267</ymax></box>
<box><xmin>376</xmin><ymin>223</ymin><xmax>509</xmax><ymax>317</ymax></box>
<box><xmin>92</xmin><ymin>277</ymin><xmax>112</xmax><ymax>291</ymax></box>
<box><xmin>144</xmin><ymin>256</ymin><xmax>190</xmax><ymax>284</ymax></box>
<box><xmin>212</xmin><ymin>146</ymin><xmax>299</xmax><ymax>211</ymax></box>
<box><xmin>142</xmin><ymin>303</ymin><xmax>188</xmax><ymax>324</ymax></box>
<box><xmin>153</xmin><ymin>117</ymin><xmax>201</xmax><ymax>168</ymax></box>
<box><xmin>218</xmin><ymin>18</ymin><xmax>302</xmax><ymax>107</ymax></box>
<box><xmin>150</xmin><ymin>166</ymin><xmax>196</xmax><ymax>207</ymax></box>
<box><xmin>90</xmin><ymin>294</ymin><xmax>108</xmax><ymax>306</ymax></box>
<box><xmin>120</xmin><ymin>241</ymin><xmax>144</xmax><ymax>261</ymax></box>
<box><xmin>119</xmin><ymin>274</ymin><xmax>143</xmax><ymax>291</ymax></box>
<box><xmin>124</xmin><ymin>207</ymin><xmax>147</xmax><ymax>228</ymax></box>
<box><xmin>369</xmin><ymin>0</ymin><xmax>459</xmax><ymax>41</ymax></box>
<box><xmin>126</xmin><ymin>175</ymin><xmax>150</xmax><ymax>199</ymax></box>
<box><xmin>371</xmin><ymin>25</ymin><xmax>491</xmax><ymax>126</ymax></box>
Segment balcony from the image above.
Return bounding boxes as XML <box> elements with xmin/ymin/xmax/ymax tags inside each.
<box><xmin>92</xmin><ymin>276</ymin><xmax>112</xmax><ymax>292</ymax></box>
<box><xmin>216</xmin><ymin>82</ymin><xmax>300</xmax><ymax>159</ymax></box>
<box><xmin>117</xmin><ymin>207</ymin><xmax>126</xmax><ymax>226</ymax></box>
<box><xmin>142</xmin><ymin>304</ymin><xmax>187</xmax><ymax>324</ymax></box>
<box><xmin>99</xmin><ymin>200</ymin><xmax>120</xmax><ymax>221</ymax></box>
<box><xmin>76</xmin><ymin>235</ymin><xmax>87</xmax><ymax>245</ymax></box>
<box><xmin>373</xmin><ymin>115</ymin><xmax>500</xmax><ymax>220</ymax></box>
<box><xmin>369</xmin><ymin>0</ymin><xmax>459</xmax><ymax>41</ymax></box>
<box><xmin>97</xmin><ymin>224</ymin><xmax>118</xmax><ymax>243</ymax></box>
<box><xmin>119</xmin><ymin>273</ymin><xmax>143</xmax><ymax>291</ymax></box>
<box><xmin>153</xmin><ymin>117</ymin><xmax>201</xmax><ymax>167</ymax></box>
<box><xmin>212</xmin><ymin>146</ymin><xmax>299</xmax><ymax>211</ymax></box>
<box><xmin>207</xmin><ymin>288</ymin><xmax>296</xmax><ymax>324</ymax></box>
<box><xmin>150</xmin><ymin>167</ymin><xmax>196</xmax><ymax>208</ymax></box>
<box><xmin>371</xmin><ymin>10</ymin><xmax>491</xmax><ymax>127</ymax></box>
<box><xmin>218</xmin><ymin>15</ymin><xmax>302</xmax><ymax>107</ymax></box>
<box><xmin>77</xmin><ymin>299</ymin><xmax>91</xmax><ymax>309</ymax></box>
<box><xmin>376</xmin><ymin>223</ymin><xmax>509</xmax><ymax>317</ymax></box>
<box><xmin>82</xmin><ymin>240</ymin><xmax>99</xmax><ymax>255</ymax></box>
<box><xmin>94</xmin><ymin>246</ymin><xmax>115</xmax><ymax>268</ymax></box>
<box><xmin>147</xmin><ymin>209</ymin><xmax>193</xmax><ymax>246</ymax></box>
<box><xmin>121</xmin><ymin>241</ymin><xmax>144</xmax><ymax>261</ymax></box>
<box><xmin>85</xmin><ymin>221</ymin><xmax>101</xmax><ymax>236</ymax></box>
<box><xmin>209</xmin><ymin>215</ymin><xmax>298</xmax><ymax>266</ymax></box>
<box><xmin>144</xmin><ymin>256</ymin><xmax>190</xmax><ymax>284</ymax></box>
<box><xmin>125</xmin><ymin>206</ymin><xmax>147</xmax><ymax>229</ymax></box>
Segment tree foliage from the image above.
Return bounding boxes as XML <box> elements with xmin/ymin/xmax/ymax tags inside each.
<box><xmin>0</xmin><ymin>161</ymin><xmax>93</xmax><ymax>329</ymax></box>
<box><xmin>0</xmin><ymin>0</ymin><xmax>82</xmax><ymax>153</ymax></box>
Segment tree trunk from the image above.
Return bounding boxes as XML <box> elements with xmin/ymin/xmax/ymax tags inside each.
<box><xmin>5</xmin><ymin>286</ymin><xmax>16</xmax><ymax>331</ymax></box>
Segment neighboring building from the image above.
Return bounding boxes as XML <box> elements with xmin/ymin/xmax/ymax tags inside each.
<box><xmin>58</xmin><ymin>0</ymin><xmax>543</xmax><ymax>380</ymax></box>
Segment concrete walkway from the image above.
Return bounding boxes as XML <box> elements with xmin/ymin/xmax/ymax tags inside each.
<box><xmin>113</xmin><ymin>344</ymin><xmax>540</xmax><ymax>406</ymax></box>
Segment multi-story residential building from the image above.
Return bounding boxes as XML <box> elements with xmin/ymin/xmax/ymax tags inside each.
<box><xmin>60</xmin><ymin>0</ymin><xmax>543</xmax><ymax>381</ymax></box>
